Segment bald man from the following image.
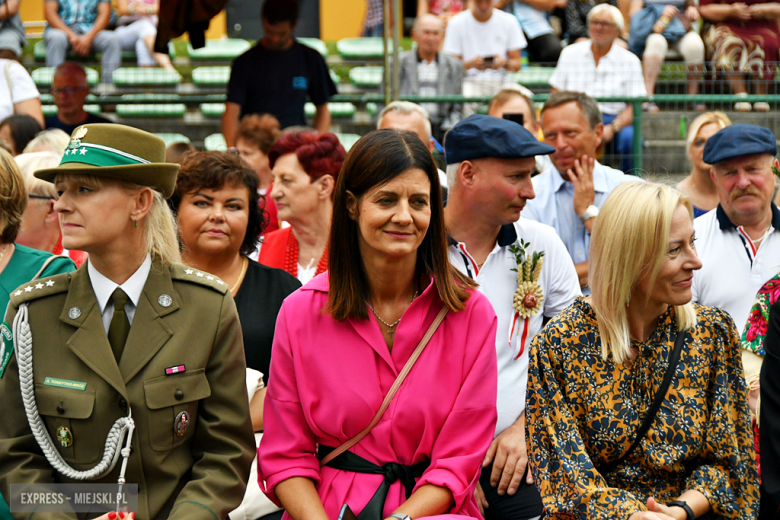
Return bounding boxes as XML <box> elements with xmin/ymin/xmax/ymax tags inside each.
<box><xmin>387</xmin><ymin>14</ymin><xmax>463</xmax><ymax>141</ymax></box>
<box><xmin>44</xmin><ymin>62</ymin><xmax>111</xmax><ymax>133</ymax></box>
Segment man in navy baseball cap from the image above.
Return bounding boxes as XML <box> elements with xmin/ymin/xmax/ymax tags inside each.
<box><xmin>443</xmin><ymin>116</ymin><xmax>581</xmax><ymax>520</ymax></box>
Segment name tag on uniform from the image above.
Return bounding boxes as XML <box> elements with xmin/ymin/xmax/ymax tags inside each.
<box><xmin>44</xmin><ymin>377</ymin><xmax>87</xmax><ymax>391</ymax></box>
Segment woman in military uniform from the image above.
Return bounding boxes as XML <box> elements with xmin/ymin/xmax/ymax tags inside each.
<box><xmin>0</xmin><ymin>124</ymin><xmax>255</xmax><ymax>520</ymax></box>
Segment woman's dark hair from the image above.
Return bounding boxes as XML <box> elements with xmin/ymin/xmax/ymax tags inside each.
<box><xmin>0</xmin><ymin>115</ymin><xmax>42</xmax><ymax>155</ymax></box>
<box><xmin>169</xmin><ymin>151</ymin><xmax>265</xmax><ymax>256</ymax></box>
<box><xmin>326</xmin><ymin>129</ymin><xmax>475</xmax><ymax>321</ymax></box>
<box><xmin>268</xmin><ymin>131</ymin><xmax>346</xmax><ymax>197</ymax></box>
<box><xmin>237</xmin><ymin>113</ymin><xmax>281</xmax><ymax>154</ymax></box>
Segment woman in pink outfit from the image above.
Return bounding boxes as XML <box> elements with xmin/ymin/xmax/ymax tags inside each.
<box><xmin>258</xmin><ymin>129</ymin><xmax>498</xmax><ymax>520</ymax></box>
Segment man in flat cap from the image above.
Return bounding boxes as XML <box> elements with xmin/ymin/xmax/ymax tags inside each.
<box><xmin>692</xmin><ymin>123</ymin><xmax>780</xmax><ymax>335</ymax></box>
<box><xmin>443</xmin><ymin>114</ymin><xmax>581</xmax><ymax>520</ymax></box>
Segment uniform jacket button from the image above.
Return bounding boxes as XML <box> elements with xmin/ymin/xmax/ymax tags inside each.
<box><xmin>119</xmin><ymin>398</ymin><xmax>128</xmax><ymax>410</ymax></box>
<box><xmin>57</xmin><ymin>405</ymin><xmax>65</xmax><ymax>414</ymax></box>
<box><xmin>175</xmin><ymin>389</ymin><xmax>183</xmax><ymax>400</ymax></box>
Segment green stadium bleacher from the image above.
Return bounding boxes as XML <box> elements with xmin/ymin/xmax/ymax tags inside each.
<box><xmin>154</xmin><ymin>133</ymin><xmax>191</xmax><ymax>147</ymax></box>
<box><xmin>337</xmin><ymin>38</ymin><xmax>392</xmax><ymax>60</ymax></box>
<box><xmin>304</xmin><ymin>102</ymin><xmax>356</xmax><ymax>119</ymax></box>
<box><xmin>116</xmin><ymin>102</ymin><xmax>186</xmax><ymax>118</ymax></box>
<box><xmin>509</xmin><ymin>66</ymin><xmax>555</xmax><ymax>88</ymax></box>
<box><xmin>32</xmin><ymin>67</ymin><xmax>99</xmax><ymax>87</ymax></box>
<box><xmin>349</xmin><ymin>66</ymin><xmax>383</xmax><ymax>89</ymax></box>
<box><xmin>204</xmin><ymin>133</ymin><xmax>227</xmax><ymax>151</ymax></box>
<box><xmin>34</xmin><ymin>41</ymin><xmax>137</xmax><ymax>62</ymax></box>
<box><xmin>192</xmin><ymin>66</ymin><xmax>231</xmax><ymax>87</ymax></box>
<box><xmin>366</xmin><ymin>102</ymin><xmax>378</xmax><ymax>117</ymax></box>
<box><xmin>120</xmin><ymin>93</ymin><xmax>182</xmax><ymax>101</ymax></box>
<box><xmin>188</xmin><ymin>39</ymin><xmax>250</xmax><ymax>60</ymax></box>
<box><xmin>200</xmin><ymin>103</ymin><xmax>226</xmax><ymax>118</ymax></box>
<box><xmin>298</xmin><ymin>37</ymin><xmax>328</xmax><ymax>57</ymax></box>
<box><xmin>330</xmin><ymin>70</ymin><xmax>340</xmax><ymax>85</ymax></box>
<box><xmin>112</xmin><ymin>68</ymin><xmax>181</xmax><ymax>86</ymax></box>
<box><xmin>334</xmin><ymin>133</ymin><xmax>361</xmax><ymax>151</ymax></box>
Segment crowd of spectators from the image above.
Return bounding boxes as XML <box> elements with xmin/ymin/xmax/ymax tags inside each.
<box><xmin>1</xmin><ymin>0</ymin><xmax>780</xmax><ymax>519</ymax></box>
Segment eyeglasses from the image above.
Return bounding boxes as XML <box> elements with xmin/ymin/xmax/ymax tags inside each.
<box><xmin>51</xmin><ymin>86</ymin><xmax>87</xmax><ymax>97</ymax></box>
<box><xmin>29</xmin><ymin>194</ymin><xmax>55</xmax><ymax>201</ymax></box>
<box><xmin>589</xmin><ymin>20</ymin><xmax>616</xmax><ymax>29</ymax></box>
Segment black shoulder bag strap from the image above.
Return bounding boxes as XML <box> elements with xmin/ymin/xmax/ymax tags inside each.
<box><xmin>596</xmin><ymin>330</ymin><xmax>686</xmax><ymax>475</ymax></box>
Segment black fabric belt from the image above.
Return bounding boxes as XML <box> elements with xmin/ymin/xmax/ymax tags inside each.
<box><xmin>318</xmin><ymin>445</ymin><xmax>431</xmax><ymax>520</ymax></box>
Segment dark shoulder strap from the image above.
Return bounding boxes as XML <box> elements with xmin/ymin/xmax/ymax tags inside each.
<box><xmin>597</xmin><ymin>330</ymin><xmax>685</xmax><ymax>475</ymax></box>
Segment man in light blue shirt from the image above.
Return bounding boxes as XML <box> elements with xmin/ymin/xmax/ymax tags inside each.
<box><xmin>523</xmin><ymin>91</ymin><xmax>640</xmax><ymax>290</ymax></box>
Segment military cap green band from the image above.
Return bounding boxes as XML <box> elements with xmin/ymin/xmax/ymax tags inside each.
<box><xmin>34</xmin><ymin>124</ymin><xmax>180</xmax><ymax>199</ymax></box>
<box><xmin>60</xmin><ymin>143</ymin><xmax>152</xmax><ymax>168</ymax></box>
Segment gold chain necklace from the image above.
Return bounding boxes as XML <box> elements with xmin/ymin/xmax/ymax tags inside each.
<box><xmin>229</xmin><ymin>257</ymin><xmax>249</xmax><ymax>295</ymax></box>
<box><xmin>367</xmin><ymin>291</ymin><xmax>419</xmax><ymax>335</ymax></box>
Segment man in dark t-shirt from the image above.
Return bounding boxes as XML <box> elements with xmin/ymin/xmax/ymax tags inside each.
<box><xmin>222</xmin><ymin>0</ymin><xmax>337</xmax><ymax>147</ymax></box>
<box><xmin>44</xmin><ymin>62</ymin><xmax>111</xmax><ymax>134</ymax></box>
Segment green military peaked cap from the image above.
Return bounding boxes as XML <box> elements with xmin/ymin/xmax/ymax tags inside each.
<box><xmin>34</xmin><ymin>124</ymin><xmax>180</xmax><ymax>198</ymax></box>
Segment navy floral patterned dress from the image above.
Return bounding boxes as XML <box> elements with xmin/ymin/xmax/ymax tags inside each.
<box><xmin>526</xmin><ymin>298</ymin><xmax>759</xmax><ymax>519</ymax></box>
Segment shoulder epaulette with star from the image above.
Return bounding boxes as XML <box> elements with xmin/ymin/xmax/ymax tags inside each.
<box><xmin>9</xmin><ymin>272</ymin><xmax>71</xmax><ymax>308</ymax></box>
<box><xmin>169</xmin><ymin>264</ymin><xmax>228</xmax><ymax>294</ymax></box>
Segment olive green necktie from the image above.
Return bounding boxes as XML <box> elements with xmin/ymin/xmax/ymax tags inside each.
<box><xmin>108</xmin><ymin>288</ymin><xmax>131</xmax><ymax>362</ymax></box>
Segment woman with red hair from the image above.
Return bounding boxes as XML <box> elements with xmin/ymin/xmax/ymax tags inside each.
<box><xmin>259</xmin><ymin>130</ymin><xmax>345</xmax><ymax>284</ymax></box>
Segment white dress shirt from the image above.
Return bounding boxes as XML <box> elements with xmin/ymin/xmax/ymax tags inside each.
<box><xmin>448</xmin><ymin>219</ymin><xmax>581</xmax><ymax>435</ymax></box>
<box><xmin>548</xmin><ymin>40</ymin><xmax>647</xmax><ymax>116</ymax></box>
<box><xmin>87</xmin><ymin>255</ymin><xmax>152</xmax><ymax>333</ymax></box>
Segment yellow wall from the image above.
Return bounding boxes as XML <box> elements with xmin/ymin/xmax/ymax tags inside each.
<box><xmin>20</xmin><ymin>0</ymin><xmax>363</xmax><ymax>41</ymax></box>
<box><xmin>19</xmin><ymin>0</ymin><xmax>44</xmax><ymax>27</ymax></box>
<box><xmin>321</xmin><ymin>0</ymin><xmax>365</xmax><ymax>40</ymax></box>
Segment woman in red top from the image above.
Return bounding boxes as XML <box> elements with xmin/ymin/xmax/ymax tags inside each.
<box><xmin>259</xmin><ymin>130</ymin><xmax>345</xmax><ymax>284</ymax></box>
<box><xmin>236</xmin><ymin>114</ymin><xmax>282</xmax><ymax>234</ymax></box>
<box><xmin>700</xmin><ymin>0</ymin><xmax>780</xmax><ymax>112</ymax></box>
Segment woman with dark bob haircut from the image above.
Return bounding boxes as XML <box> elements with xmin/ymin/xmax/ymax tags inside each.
<box><xmin>259</xmin><ymin>130</ymin><xmax>499</xmax><ymax>520</ymax></box>
<box><xmin>170</xmin><ymin>151</ymin><xmax>300</xmax><ymax>398</ymax></box>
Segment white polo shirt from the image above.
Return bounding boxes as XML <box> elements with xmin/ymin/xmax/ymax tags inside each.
<box><xmin>448</xmin><ymin>218</ymin><xmax>581</xmax><ymax>436</ymax></box>
<box><xmin>692</xmin><ymin>205</ymin><xmax>780</xmax><ymax>335</ymax></box>
<box><xmin>548</xmin><ymin>40</ymin><xmax>646</xmax><ymax>116</ymax></box>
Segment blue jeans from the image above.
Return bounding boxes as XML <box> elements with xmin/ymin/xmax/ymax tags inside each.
<box><xmin>603</xmin><ymin>113</ymin><xmax>637</xmax><ymax>174</ymax></box>
<box><xmin>45</xmin><ymin>27</ymin><xmax>121</xmax><ymax>83</ymax></box>
<box><xmin>363</xmin><ymin>23</ymin><xmax>383</xmax><ymax>37</ymax></box>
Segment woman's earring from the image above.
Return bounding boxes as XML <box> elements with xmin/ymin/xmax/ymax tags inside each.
<box><xmin>133</xmin><ymin>218</ymin><xmax>138</xmax><ymax>229</ymax></box>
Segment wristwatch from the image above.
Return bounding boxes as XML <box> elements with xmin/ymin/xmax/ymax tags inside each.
<box><xmin>611</xmin><ymin>121</ymin><xmax>622</xmax><ymax>134</ymax></box>
<box><xmin>578</xmin><ymin>204</ymin><xmax>599</xmax><ymax>223</ymax></box>
<box><xmin>389</xmin><ymin>514</ymin><xmax>412</xmax><ymax>520</ymax></box>
<box><xmin>669</xmin><ymin>500</ymin><xmax>695</xmax><ymax>520</ymax></box>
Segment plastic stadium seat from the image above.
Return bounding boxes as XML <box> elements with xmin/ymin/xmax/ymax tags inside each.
<box><xmin>112</xmin><ymin>68</ymin><xmax>181</xmax><ymax>86</ymax></box>
<box><xmin>116</xmin><ymin>103</ymin><xmax>186</xmax><ymax>118</ymax></box>
<box><xmin>154</xmin><ymin>133</ymin><xmax>191</xmax><ymax>147</ymax></box>
<box><xmin>33</xmin><ymin>67</ymin><xmax>99</xmax><ymax>87</ymax></box>
<box><xmin>304</xmin><ymin>102</ymin><xmax>356</xmax><ymax>119</ymax></box>
<box><xmin>188</xmin><ymin>39</ymin><xmax>250</xmax><ymax>60</ymax></box>
<box><xmin>192</xmin><ymin>66</ymin><xmax>231</xmax><ymax>87</ymax></box>
<box><xmin>337</xmin><ymin>38</ymin><xmax>392</xmax><ymax>60</ymax></box>
<box><xmin>121</xmin><ymin>93</ymin><xmax>182</xmax><ymax>102</ymax></box>
<box><xmin>33</xmin><ymin>41</ymin><xmax>137</xmax><ymax>62</ymax></box>
<box><xmin>298</xmin><ymin>37</ymin><xmax>328</xmax><ymax>57</ymax></box>
<box><xmin>349</xmin><ymin>66</ymin><xmax>383</xmax><ymax>89</ymax></box>
<box><xmin>366</xmin><ymin>102</ymin><xmax>378</xmax><ymax>117</ymax></box>
<box><xmin>334</xmin><ymin>133</ymin><xmax>361</xmax><ymax>151</ymax></box>
<box><xmin>509</xmin><ymin>66</ymin><xmax>555</xmax><ymax>88</ymax></box>
<box><xmin>200</xmin><ymin>103</ymin><xmax>225</xmax><ymax>118</ymax></box>
<box><xmin>204</xmin><ymin>133</ymin><xmax>227</xmax><ymax>151</ymax></box>
<box><xmin>330</xmin><ymin>70</ymin><xmax>340</xmax><ymax>85</ymax></box>
<box><xmin>42</xmin><ymin>105</ymin><xmax>102</xmax><ymax>117</ymax></box>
